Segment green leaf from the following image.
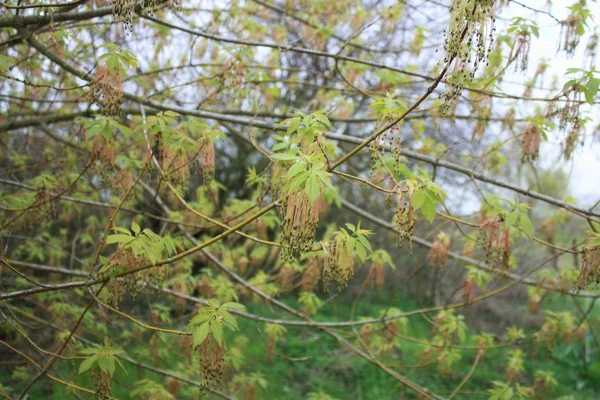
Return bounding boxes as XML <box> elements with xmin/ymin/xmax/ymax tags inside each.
<box><xmin>97</xmin><ymin>355</ymin><xmax>109</xmax><ymax>373</ymax></box>
<box><xmin>412</xmin><ymin>191</ymin><xmax>426</xmax><ymax>210</ymax></box>
<box><xmin>105</xmin><ymin>234</ymin><xmax>136</xmax><ymax>245</ymax></box>
<box><xmin>304</xmin><ymin>174</ymin><xmax>321</xmax><ymax>203</ymax></box>
<box><xmin>0</xmin><ymin>54</ymin><xmax>15</xmax><ymax>73</ymax></box>
<box><xmin>107</xmin><ymin>356</ymin><xmax>116</xmax><ymax>376</ymax></box>
<box><xmin>192</xmin><ymin>323</ymin><xmax>210</xmax><ymax>347</ymax></box>
<box><xmin>131</xmin><ymin>221</ymin><xmax>141</xmax><ymax>234</ymax></box>
<box><xmin>271</xmin><ymin>153</ymin><xmax>299</xmax><ymax>161</ymax></box>
<box><xmin>421</xmin><ymin>197</ymin><xmax>437</xmax><ymax>223</ymax></box>
<box><xmin>222</xmin><ymin>310</ymin><xmax>239</xmax><ymax>331</ymax></box>
<box><xmin>222</xmin><ymin>302</ymin><xmax>246</xmax><ymax>310</ymax></box>
<box><xmin>286</xmin><ymin>117</ymin><xmax>301</xmax><ymax>134</ymax></box>
<box><xmin>211</xmin><ymin>322</ymin><xmax>224</xmax><ymax>346</ymax></box>
<box><xmin>519</xmin><ymin>214</ymin><xmax>534</xmax><ymax>238</ymax></box>
<box><xmin>79</xmin><ymin>355</ymin><xmax>97</xmax><ymax>374</ymax></box>
<box><xmin>287</xmin><ymin>161</ymin><xmax>307</xmax><ymax>178</ymax></box>
<box><xmin>505</xmin><ymin>211</ymin><xmax>519</xmax><ymax>227</ymax></box>
<box><xmin>313</xmin><ymin>112</ymin><xmax>331</xmax><ymax>127</ymax></box>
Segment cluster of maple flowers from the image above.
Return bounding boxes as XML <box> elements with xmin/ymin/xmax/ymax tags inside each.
<box><xmin>369</xmin><ymin>122</ymin><xmax>402</xmax><ymax>173</ymax></box>
<box><xmin>365</xmin><ymin>258</ymin><xmax>385</xmax><ymax>290</ymax></box>
<box><xmin>92</xmin><ymin>369</ymin><xmax>112</xmax><ymax>400</ymax></box>
<box><xmin>280</xmin><ymin>190</ymin><xmax>322</xmax><ymax>261</ymax></box>
<box><xmin>575</xmin><ymin>239</ymin><xmax>600</xmax><ymax>291</ymax></box>
<box><xmin>441</xmin><ymin>0</ymin><xmax>496</xmax><ymax>113</ymax></box>
<box><xmin>196</xmin><ymin>335</ymin><xmax>224</xmax><ymax>392</ymax></box>
<box><xmin>521</xmin><ymin>123</ymin><xmax>542</xmax><ymax>162</ymax></box>
<box><xmin>322</xmin><ymin>233</ymin><xmax>355</xmax><ymax>290</ymax></box>
<box><xmin>196</xmin><ymin>138</ymin><xmax>216</xmax><ymax>185</ymax></box>
<box><xmin>428</xmin><ymin>232</ymin><xmax>451</xmax><ymax>268</ymax></box>
<box><xmin>478</xmin><ymin>213</ymin><xmax>511</xmax><ymax>270</ymax></box>
<box><xmin>394</xmin><ymin>182</ymin><xmax>416</xmax><ymax>249</ymax></box>
<box><xmin>91</xmin><ymin>64</ymin><xmax>123</xmax><ymax>117</ymax></box>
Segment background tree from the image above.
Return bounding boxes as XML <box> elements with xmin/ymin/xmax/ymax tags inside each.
<box><xmin>1</xmin><ymin>0</ymin><xmax>600</xmax><ymax>399</ymax></box>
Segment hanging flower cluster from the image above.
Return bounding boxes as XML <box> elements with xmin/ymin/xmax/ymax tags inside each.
<box><xmin>157</xmin><ymin>137</ymin><xmax>191</xmax><ymax>191</ymax></box>
<box><xmin>78</xmin><ymin>340</ymin><xmax>125</xmax><ymax>400</ymax></box>
<box><xmin>521</xmin><ymin>123</ymin><xmax>542</xmax><ymax>162</ymax></box>
<box><xmin>91</xmin><ymin>133</ymin><xmax>116</xmax><ymax>177</ymax></box>
<box><xmin>186</xmin><ymin>300</ymin><xmax>244</xmax><ymax>392</ymax></box>
<box><xmin>442</xmin><ymin>0</ymin><xmax>496</xmax><ymax>113</ymax></box>
<box><xmin>507</xmin><ymin>17</ymin><xmax>539</xmax><ymax>73</ymax></box>
<box><xmin>148</xmin><ymin>115</ymin><xmax>222</xmax><ymax>190</ymax></box>
<box><xmin>559</xmin><ymin>3</ymin><xmax>592</xmax><ymax>57</ymax></box>
<box><xmin>365</xmin><ymin>258</ymin><xmax>385</xmax><ymax>291</ymax></box>
<box><xmin>394</xmin><ymin>182</ymin><xmax>416</xmax><ymax>249</ymax></box>
<box><xmin>280</xmin><ymin>190</ymin><xmax>322</xmax><ymax>261</ymax></box>
<box><xmin>91</xmin><ymin>64</ymin><xmax>123</xmax><ymax>116</ymax></box>
<box><xmin>276</xmin><ymin>263</ymin><xmax>294</xmax><ymax>292</ymax></box>
<box><xmin>322</xmin><ymin>234</ymin><xmax>355</xmax><ymax>290</ymax></box>
<box><xmin>100</xmin><ymin>223</ymin><xmax>176</xmax><ymax>305</ymax></box>
<box><xmin>478</xmin><ymin>215</ymin><xmax>511</xmax><ymax>270</ymax></box>
<box><xmin>196</xmin><ymin>138</ymin><xmax>216</xmax><ymax>185</ymax></box>
<box><xmin>471</xmin><ymin>94</ymin><xmax>492</xmax><ymax>141</ymax></box>
<box><xmin>92</xmin><ymin>370</ymin><xmax>112</xmax><ymax>399</ymax></box>
<box><xmin>301</xmin><ymin>256</ymin><xmax>321</xmax><ymax>291</ymax></box>
<box><xmin>563</xmin><ymin>123</ymin><xmax>583</xmax><ymax>161</ymax></box>
<box><xmin>585</xmin><ymin>33</ymin><xmax>598</xmax><ymax>67</ymax></box>
<box><xmin>558</xmin><ymin>86</ymin><xmax>582</xmax><ymax>133</ymax></box>
<box><xmin>462</xmin><ymin>274</ymin><xmax>476</xmax><ymax>303</ymax></box>
<box><xmin>575</xmin><ymin>238</ymin><xmax>600</xmax><ymax>291</ymax></box>
<box><xmin>368</xmin><ymin>94</ymin><xmax>407</xmax><ymax>174</ymax></box>
<box><xmin>112</xmin><ymin>0</ymin><xmax>182</xmax><ymax>34</ymax></box>
<box><xmin>428</xmin><ymin>232</ymin><xmax>451</xmax><ymax>268</ymax></box>
<box><xmin>197</xmin><ymin>334</ymin><xmax>224</xmax><ymax>391</ymax></box>
<box><xmin>322</xmin><ymin>223</ymin><xmax>373</xmax><ymax>291</ymax></box>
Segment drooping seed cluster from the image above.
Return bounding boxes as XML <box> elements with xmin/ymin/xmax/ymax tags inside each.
<box><xmin>521</xmin><ymin>123</ymin><xmax>541</xmax><ymax>162</ymax></box>
<box><xmin>575</xmin><ymin>241</ymin><xmax>600</xmax><ymax>291</ymax></box>
<box><xmin>91</xmin><ymin>65</ymin><xmax>123</xmax><ymax>116</ymax></box>
<box><xmin>394</xmin><ymin>184</ymin><xmax>415</xmax><ymax>249</ymax></box>
<box><xmin>441</xmin><ymin>0</ymin><xmax>496</xmax><ymax>114</ymax></box>
<box><xmin>478</xmin><ymin>216</ymin><xmax>510</xmax><ymax>270</ymax></box>
<box><xmin>428</xmin><ymin>232</ymin><xmax>451</xmax><ymax>268</ymax></box>
<box><xmin>196</xmin><ymin>334</ymin><xmax>224</xmax><ymax>392</ymax></box>
<box><xmin>92</xmin><ymin>370</ymin><xmax>112</xmax><ymax>400</ymax></box>
<box><xmin>280</xmin><ymin>191</ymin><xmax>321</xmax><ymax>260</ymax></box>
<box><xmin>322</xmin><ymin>235</ymin><xmax>355</xmax><ymax>290</ymax></box>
